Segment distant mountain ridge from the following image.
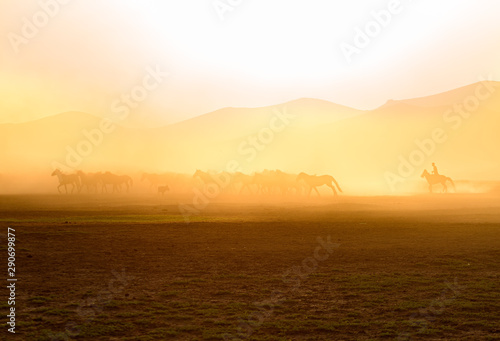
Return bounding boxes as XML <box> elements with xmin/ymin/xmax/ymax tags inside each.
<box><xmin>0</xmin><ymin>81</ymin><xmax>498</xmax><ymax>194</ymax></box>
<box><xmin>5</xmin><ymin>81</ymin><xmax>497</xmax><ymax>127</ymax></box>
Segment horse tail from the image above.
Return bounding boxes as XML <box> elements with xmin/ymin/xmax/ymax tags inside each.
<box><xmin>447</xmin><ymin>177</ymin><xmax>455</xmax><ymax>192</ymax></box>
<box><xmin>332</xmin><ymin>177</ymin><xmax>343</xmax><ymax>193</ymax></box>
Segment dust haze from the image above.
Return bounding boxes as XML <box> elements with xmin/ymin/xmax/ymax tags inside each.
<box><xmin>1</xmin><ymin>82</ymin><xmax>499</xmax><ymax>198</ymax></box>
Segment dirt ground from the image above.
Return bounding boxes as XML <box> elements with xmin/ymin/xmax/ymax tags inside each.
<box><xmin>1</xmin><ymin>193</ymin><xmax>499</xmax><ymax>340</ymax></box>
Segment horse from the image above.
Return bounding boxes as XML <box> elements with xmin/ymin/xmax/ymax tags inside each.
<box><xmin>116</xmin><ymin>175</ymin><xmax>133</xmax><ymax>192</ymax></box>
<box><xmin>77</xmin><ymin>170</ymin><xmax>100</xmax><ymax>193</ymax></box>
<box><xmin>193</xmin><ymin>170</ymin><xmax>233</xmax><ymax>193</ymax></box>
<box><xmin>158</xmin><ymin>185</ymin><xmax>170</xmax><ymax>196</ymax></box>
<box><xmin>51</xmin><ymin>169</ymin><xmax>81</xmax><ymax>194</ymax></box>
<box><xmin>97</xmin><ymin>172</ymin><xmax>133</xmax><ymax>193</ymax></box>
<box><xmin>253</xmin><ymin>170</ymin><xmax>299</xmax><ymax>196</ymax></box>
<box><xmin>96</xmin><ymin>172</ymin><xmax>117</xmax><ymax>193</ymax></box>
<box><xmin>251</xmin><ymin>170</ymin><xmax>275</xmax><ymax>194</ymax></box>
<box><xmin>274</xmin><ymin>170</ymin><xmax>303</xmax><ymax>196</ymax></box>
<box><xmin>233</xmin><ymin>172</ymin><xmax>254</xmax><ymax>194</ymax></box>
<box><xmin>296</xmin><ymin>172</ymin><xmax>342</xmax><ymax>196</ymax></box>
<box><xmin>420</xmin><ymin>169</ymin><xmax>455</xmax><ymax>193</ymax></box>
<box><xmin>193</xmin><ymin>170</ymin><xmax>215</xmax><ymax>184</ymax></box>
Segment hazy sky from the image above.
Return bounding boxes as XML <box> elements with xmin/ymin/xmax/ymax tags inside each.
<box><xmin>1</xmin><ymin>0</ymin><xmax>499</xmax><ymax>126</ymax></box>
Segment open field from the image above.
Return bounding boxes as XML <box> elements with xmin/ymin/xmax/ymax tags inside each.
<box><xmin>1</xmin><ymin>194</ymin><xmax>499</xmax><ymax>340</ymax></box>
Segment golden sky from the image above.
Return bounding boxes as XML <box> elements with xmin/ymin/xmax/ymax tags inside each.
<box><xmin>1</xmin><ymin>0</ymin><xmax>500</xmax><ymax>126</ymax></box>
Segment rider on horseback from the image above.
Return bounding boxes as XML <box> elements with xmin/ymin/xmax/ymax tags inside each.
<box><xmin>432</xmin><ymin>163</ymin><xmax>439</xmax><ymax>175</ymax></box>
<box><xmin>421</xmin><ymin>164</ymin><xmax>455</xmax><ymax>193</ymax></box>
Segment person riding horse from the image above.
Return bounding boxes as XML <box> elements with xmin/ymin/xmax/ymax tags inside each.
<box><xmin>432</xmin><ymin>163</ymin><xmax>439</xmax><ymax>176</ymax></box>
<box><xmin>421</xmin><ymin>163</ymin><xmax>455</xmax><ymax>193</ymax></box>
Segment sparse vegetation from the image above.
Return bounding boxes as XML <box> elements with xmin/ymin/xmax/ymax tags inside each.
<box><xmin>4</xmin><ymin>195</ymin><xmax>499</xmax><ymax>340</ymax></box>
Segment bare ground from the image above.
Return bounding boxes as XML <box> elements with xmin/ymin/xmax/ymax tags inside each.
<box><xmin>1</xmin><ymin>193</ymin><xmax>499</xmax><ymax>340</ymax></box>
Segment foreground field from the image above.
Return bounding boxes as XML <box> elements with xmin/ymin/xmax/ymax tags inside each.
<box><xmin>1</xmin><ymin>194</ymin><xmax>499</xmax><ymax>340</ymax></box>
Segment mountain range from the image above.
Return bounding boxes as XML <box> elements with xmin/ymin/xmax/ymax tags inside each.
<box><xmin>0</xmin><ymin>81</ymin><xmax>498</xmax><ymax>194</ymax></box>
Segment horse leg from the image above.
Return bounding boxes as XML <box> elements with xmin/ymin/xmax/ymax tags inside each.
<box><xmin>443</xmin><ymin>182</ymin><xmax>447</xmax><ymax>193</ymax></box>
<box><xmin>57</xmin><ymin>184</ymin><xmax>63</xmax><ymax>194</ymax></box>
<box><xmin>429</xmin><ymin>184</ymin><xmax>433</xmax><ymax>193</ymax></box>
<box><xmin>313</xmin><ymin>187</ymin><xmax>320</xmax><ymax>197</ymax></box>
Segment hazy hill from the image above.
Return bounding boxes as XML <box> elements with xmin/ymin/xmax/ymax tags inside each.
<box><xmin>265</xmin><ymin>81</ymin><xmax>500</xmax><ymax>192</ymax></box>
<box><xmin>0</xmin><ymin>82</ymin><xmax>498</xmax><ymax>194</ymax></box>
<box><xmin>146</xmin><ymin>98</ymin><xmax>364</xmax><ymax>143</ymax></box>
<box><xmin>399</xmin><ymin>81</ymin><xmax>498</xmax><ymax>108</ymax></box>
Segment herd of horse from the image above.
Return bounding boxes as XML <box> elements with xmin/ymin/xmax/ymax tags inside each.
<box><xmin>51</xmin><ymin>168</ymin><xmax>454</xmax><ymax>195</ymax></box>
<box><xmin>50</xmin><ymin>169</ymin><xmax>344</xmax><ymax>196</ymax></box>
<box><xmin>190</xmin><ymin>170</ymin><xmax>343</xmax><ymax>196</ymax></box>
<box><xmin>51</xmin><ymin>169</ymin><xmax>133</xmax><ymax>194</ymax></box>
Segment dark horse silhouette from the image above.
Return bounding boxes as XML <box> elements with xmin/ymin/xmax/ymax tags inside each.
<box><xmin>421</xmin><ymin>169</ymin><xmax>455</xmax><ymax>193</ymax></box>
<box><xmin>296</xmin><ymin>172</ymin><xmax>342</xmax><ymax>196</ymax></box>
<box><xmin>51</xmin><ymin>169</ymin><xmax>80</xmax><ymax>194</ymax></box>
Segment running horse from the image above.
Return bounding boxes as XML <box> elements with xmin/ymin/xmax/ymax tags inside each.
<box><xmin>420</xmin><ymin>169</ymin><xmax>455</xmax><ymax>193</ymax></box>
<box><xmin>51</xmin><ymin>169</ymin><xmax>81</xmax><ymax>194</ymax></box>
<box><xmin>77</xmin><ymin>170</ymin><xmax>100</xmax><ymax>193</ymax></box>
<box><xmin>100</xmin><ymin>172</ymin><xmax>133</xmax><ymax>193</ymax></box>
<box><xmin>296</xmin><ymin>172</ymin><xmax>343</xmax><ymax>196</ymax></box>
<box><xmin>193</xmin><ymin>170</ymin><xmax>233</xmax><ymax>193</ymax></box>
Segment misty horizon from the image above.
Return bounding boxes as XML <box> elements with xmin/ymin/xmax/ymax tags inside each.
<box><xmin>1</xmin><ymin>80</ymin><xmax>498</xmax><ymax>129</ymax></box>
